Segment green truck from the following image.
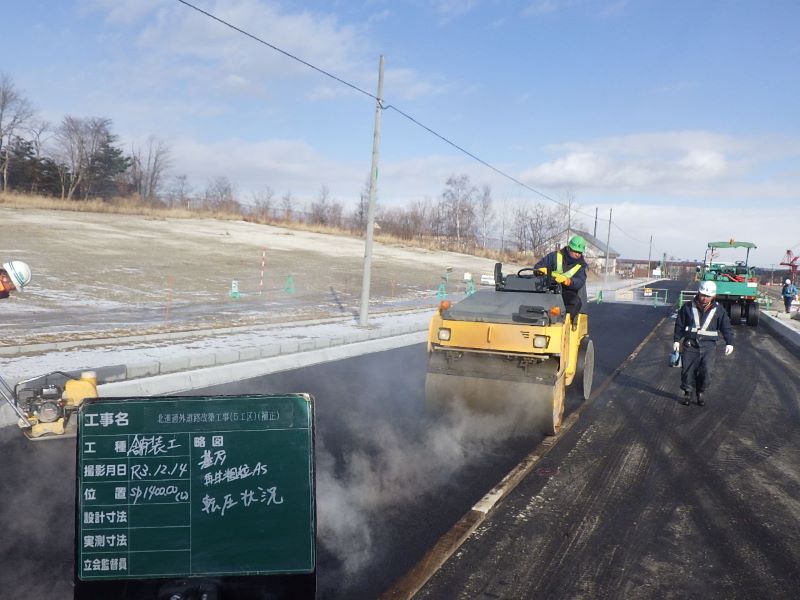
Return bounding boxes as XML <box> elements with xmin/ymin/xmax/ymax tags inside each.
<box><xmin>698</xmin><ymin>240</ymin><xmax>760</xmax><ymax>326</ymax></box>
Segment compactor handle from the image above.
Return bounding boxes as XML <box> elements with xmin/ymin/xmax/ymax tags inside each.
<box><xmin>0</xmin><ymin>374</ymin><xmax>32</xmax><ymax>427</ymax></box>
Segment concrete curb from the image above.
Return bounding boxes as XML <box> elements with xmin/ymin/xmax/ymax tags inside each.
<box><xmin>760</xmin><ymin>311</ymin><xmax>800</xmax><ymax>355</ymax></box>
<box><xmin>98</xmin><ymin>331</ymin><xmax>426</xmax><ymax>397</ymax></box>
<box><xmin>0</xmin><ymin>323</ymin><xmax>429</xmax><ymax>428</ymax></box>
<box><xmin>0</xmin><ymin>307</ymin><xmax>435</xmax><ymax>358</ymax></box>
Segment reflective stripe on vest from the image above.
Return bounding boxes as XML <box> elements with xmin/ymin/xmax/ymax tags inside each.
<box><xmin>555</xmin><ymin>251</ymin><xmax>583</xmax><ymax>279</ymax></box>
<box><xmin>686</xmin><ymin>305</ymin><xmax>718</xmax><ymax>338</ymax></box>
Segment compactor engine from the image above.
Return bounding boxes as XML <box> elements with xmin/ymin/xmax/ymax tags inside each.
<box><xmin>425</xmin><ymin>263</ymin><xmax>594</xmax><ymax>435</ymax></box>
<box><xmin>1</xmin><ymin>371</ymin><xmax>98</xmax><ymax>440</ymax></box>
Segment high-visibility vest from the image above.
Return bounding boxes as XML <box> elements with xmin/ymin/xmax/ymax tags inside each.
<box><xmin>555</xmin><ymin>251</ymin><xmax>583</xmax><ymax>279</ymax></box>
<box><xmin>685</xmin><ymin>305</ymin><xmax>718</xmax><ymax>339</ymax></box>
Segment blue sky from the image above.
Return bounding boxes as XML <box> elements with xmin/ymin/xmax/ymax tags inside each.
<box><xmin>5</xmin><ymin>0</ymin><xmax>799</xmax><ymax>266</ymax></box>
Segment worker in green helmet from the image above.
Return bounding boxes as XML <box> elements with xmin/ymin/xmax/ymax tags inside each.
<box><xmin>534</xmin><ymin>235</ymin><xmax>588</xmax><ymax>325</ymax></box>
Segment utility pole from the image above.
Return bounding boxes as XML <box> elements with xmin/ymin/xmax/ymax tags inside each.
<box><xmin>770</xmin><ymin>264</ymin><xmax>775</xmax><ymax>285</ymax></box>
<box><xmin>604</xmin><ymin>208</ymin><xmax>612</xmax><ymax>279</ymax></box>
<box><xmin>567</xmin><ymin>196</ymin><xmax>572</xmax><ymax>241</ymax></box>
<box><xmin>593</xmin><ymin>207</ymin><xmax>598</xmax><ymax>239</ymax></box>
<box><xmin>359</xmin><ymin>55</ymin><xmax>384</xmax><ymax>327</ymax></box>
<box><xmin>647</xmin><ymin>235</ymin><xmax>653</xmax><ymax>276</ymax></box>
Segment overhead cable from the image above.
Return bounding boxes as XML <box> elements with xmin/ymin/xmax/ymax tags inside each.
<box><xmin>175</xmin><ymin>0</ymin><xmax>652</xmax><ymax>245</ymax></box>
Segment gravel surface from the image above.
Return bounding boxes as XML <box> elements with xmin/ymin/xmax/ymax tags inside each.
<box><xmin>2</xmin><ymin>206</ymin><xmax>514</xmax><ymax>344</ymax></box>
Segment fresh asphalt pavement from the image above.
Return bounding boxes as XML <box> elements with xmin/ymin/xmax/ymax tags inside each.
<box><xmin>15</xmin><ymin>279</ymin><xmax>797</xmax><ymax>599</ymax></box>
<box><xmin>416</xmin><ymin>289</ymin><xmax>800</xmax><ymax>599</ymax></box>
<box><xmin>194</xmin><ymin>294</ymin><xmax>682</xmax><ymax>599</ymax></box>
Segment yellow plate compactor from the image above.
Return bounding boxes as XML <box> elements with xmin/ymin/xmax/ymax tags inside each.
<box><xmin>425</xmin><ymin>263</ymin><xmax>594</xmax><ymax>435</ymax></box>
<box><xmin>1</xmin><ymin>370</ymin><xmax>98</xmax><ymax>440</ymax></box>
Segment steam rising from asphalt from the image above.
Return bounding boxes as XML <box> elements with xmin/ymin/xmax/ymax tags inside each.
<box><xmin>316</xmin><ymin>402</ymin><xmax>536</xmax><ymax>578</ymax></box>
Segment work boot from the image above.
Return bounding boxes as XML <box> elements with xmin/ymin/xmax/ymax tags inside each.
<box><xmin>681</xmin><ymin>391</ymin><xmax>691</xmax><ymax>406</ymax></box>
<box><xmin>696</xmin><ymin>392</ymin><xmax>705</xmax><ymax>407</ymax></box>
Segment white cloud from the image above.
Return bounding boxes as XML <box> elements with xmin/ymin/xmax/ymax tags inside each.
<box><xmin>384</xmin><ymin>67</ymin><xmax>454</xmax><ymax>100</ymax></box>
<box><xmin>523</xmin><ymin>1</ymin><xmax>562</xmax><ymax>17</ymax></box>
<box><xmin>520</xmin><ymin>131</ymin><xmax>800</xmax><ymax>199</ymax></box>
<box><xmin>433</xmin><ymin>0</ymin><xmax>479</xmax><ymax>20</ymax></box>
<box><xmin>169</xmin><ymin>136</ymin><xmax>363</xmax><ymax>201</ymax></box>
<box><xmin>82</xmin><ymin>0</ymin><xmax>162</xmax><ymax>24</ymax></box>
<box><xmin>601</xmin><ymin>202</ymin><xmax>799</xmax><ymax>267</ymax></box>
<box><xmin>522</xmin><ymin>0</ymin><xmax>628</xmax><ymax>18</ymax></box>
<box><xmin>84</xmin><ymin>0</ymin><xmax>451</xmax><ymax>109</ymax></box>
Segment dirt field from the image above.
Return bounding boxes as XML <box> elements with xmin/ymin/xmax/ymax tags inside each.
<box><xmin>1</xmin><ymin>207</ymin><xmax>513</xmax><ymax>345</ymax></box>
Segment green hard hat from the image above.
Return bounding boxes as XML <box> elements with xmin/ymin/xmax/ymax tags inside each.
<box><xmin>568</xmin><ymin>235</ymin><xmax>586</xmax><ymax>253</ymax></box>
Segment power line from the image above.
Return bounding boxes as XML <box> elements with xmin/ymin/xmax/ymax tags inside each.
<box><xmin>175</xmin><ymin>0</ymin><xmax>656</xmax><ymax>248</ymax></box>
<box><xmin>611</xmin><ymin>221</ymin><xmax>647</xmax><ymax>244</ymax></box>
<box><xmin>175</xmin><ymin>1</ymin><xmax>571</xmax><ymax>209</ymax></box>
<box><xmin>175</xmin><ymin>0</ymin><xmax>375</xmax><ymax>101</ymax></box>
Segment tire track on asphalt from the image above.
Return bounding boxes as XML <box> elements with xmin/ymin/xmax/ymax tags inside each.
<box><xmin>385</xmin><ymin>312</ymin><xmax>671</xmax><ymax>600</ymax></box>
<box><xmin>602</xmin><ymin>324</ymin><xmax>800</xmax><ymax>598</ymax></box>
<box><xmin>441</xmin><ymin>319</ymin><xmax>800</xmax><ymax>600</ymax></box>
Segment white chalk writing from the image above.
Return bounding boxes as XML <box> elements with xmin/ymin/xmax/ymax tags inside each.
<box><xmin>129</xmin><ymin>484</ymin><xmax>189</xmax><ymax>505</ymax></box>
<box><xmin>126</xmin><ymin>434</ymin><xmax>180</xmax><ymax>457</ymax></box>
<box><xmin>202</xmin><ymin>462</ymin><xmax>269</xmax><ymax>487</ymax></box>
<box><xmin>197</xmin><ymin>449</ymin><xmax>226</xmax><ymax>470</ymax></box>
<box><xmin>200</xmin><ymin>486</ymin><xmax>283</xmax><ymax>517</ymax></box>
<box><xmin>129</xmin><ymin>462</ymin><xmax>188</xmax><ymax>480</ymax></box>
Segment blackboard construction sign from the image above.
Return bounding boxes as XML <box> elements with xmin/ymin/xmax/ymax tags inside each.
<box><xmin>74</xmin><ymin>394</ymin><xmax>314</xmax><ymax>595</ymax></box>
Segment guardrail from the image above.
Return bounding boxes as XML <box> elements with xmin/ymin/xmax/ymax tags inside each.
<box><xmin>596</xmin><ymin>287</ymin><xmax>670</xmax><ymax>306</ymax></box>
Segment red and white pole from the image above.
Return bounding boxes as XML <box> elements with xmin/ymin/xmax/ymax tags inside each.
<box><xmin>164</xmin><ymin>275</ymin><xmax>174</xmax><ymax>325</ymax></box>
<box><xmin>259</xmin><ymin>247</ymin><xmax>266</xmax><ymax>295</ymax></box>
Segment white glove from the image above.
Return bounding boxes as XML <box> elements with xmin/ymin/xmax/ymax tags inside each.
<box><xmin>724</xmin><ymin>345</ymin><xmax>733</xmax><ymax>356</ymax></box>
<box><xmin>672</xmin><ymin>342</ymin><xmax>680</xmax><ymax>352</ymax></box>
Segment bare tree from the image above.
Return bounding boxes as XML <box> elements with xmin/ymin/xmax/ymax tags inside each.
<box><xmin>54</xmin><ymin>116</ymin><xmax>114</xmax><ymax>200</ymax></box>
<box><xmin>350</xmin><ymin>175</ymin><xmax>371</xmax><ymax>233</ymax></box>
<box><xmin>497</xmin><ymin>195</ymin><xmax>510</xmax><ymax>254</ymax></box>
<box><xmin>280</xmin><ymin>191</ymin><xmax>294</xmax><ymax>221</ymax></box>
<box><xmin>129</xmin><ymin>136</ymin><xmax>172</xmax><ymax>202</ymax></box>
<box><xmin>512</xmin><ymin>202</ymin><xmax>563</xmax><ymax>256</ymax></box>
<box><xmin>440</xmin><ymin>174</ymin><xmax>478</xmax><ymax>248</ymax></box>
<box><xmin>252</xmin><ymin>187</ymin><xmax>275</xmax><ymax>221</ymax></box>
<box><xmin>0</xmin><ymin>74</ymin><xmax>35</xmax><ymax>191</ymax></box>
<box><xmin>27</xmin><ymin>120</ymin><xmax>50</xmax><ymax>159</ymax></box>
<box><xmin>476</xmin><ymin>184</ymin><xmax>494</xmax><ymax>249</ymax></box>
<box><xmin>309</xmin><ymin>185</ymin><xmax>330</xmax><ymax>225</ymax></box>
<box><xmin>23</xmin><ymin>119</ymin><xmax>51</xmax><ymax>193</ymax></box>
<box><xmin>167</xmin><ymin>174</ymin><xmax>193</xmax><ymax>208</ymax></box>
<box><xmin>204</xmin><ymin>176</ymin><xmax>238</xmax><ymax>212</ymax></box>
<box><xmin>408</xmin><ymin>197</ymin><xmax>432</xmax><ymax>239</ymax></box>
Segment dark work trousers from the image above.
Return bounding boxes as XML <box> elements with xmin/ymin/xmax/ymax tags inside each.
<box><xmin>680</xmin><ymin>342</ymin><xmax>718</xmax><ymax>394</ymax></box>
<box><xmin>785</xmin><ymin>297</ymin><xmax>794</xmax><ymax>313</ymax></box>
<box><xmin>562</xmin><ymin>288</ymin><xmax>582</xmax><ymax>324</ymax></box>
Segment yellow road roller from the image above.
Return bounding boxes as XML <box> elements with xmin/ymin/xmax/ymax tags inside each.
<box><xmin>425</xmin><ymin>263</ymin><xmax>594</xmax><ymax>435</ymax></box>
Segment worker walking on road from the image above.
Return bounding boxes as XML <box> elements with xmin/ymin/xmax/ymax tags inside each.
<box><xmin>534</xmin><ymin>235</ymin><xmax>588</xmax><ymax>326</ymax></box>
<box><xmin>673</xmin><ymin>280</ymin><xmax>733</xmax><ymax>406</ymax></box>
<box><xmin>781</xmin><ymin>278</ymin><xmax>798</xmax><ymax>313</ymax></box>
<box><xmin>0</xmin><ymin>260</ymin><xmax>32</xmax><ymax>299</ymax></box>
